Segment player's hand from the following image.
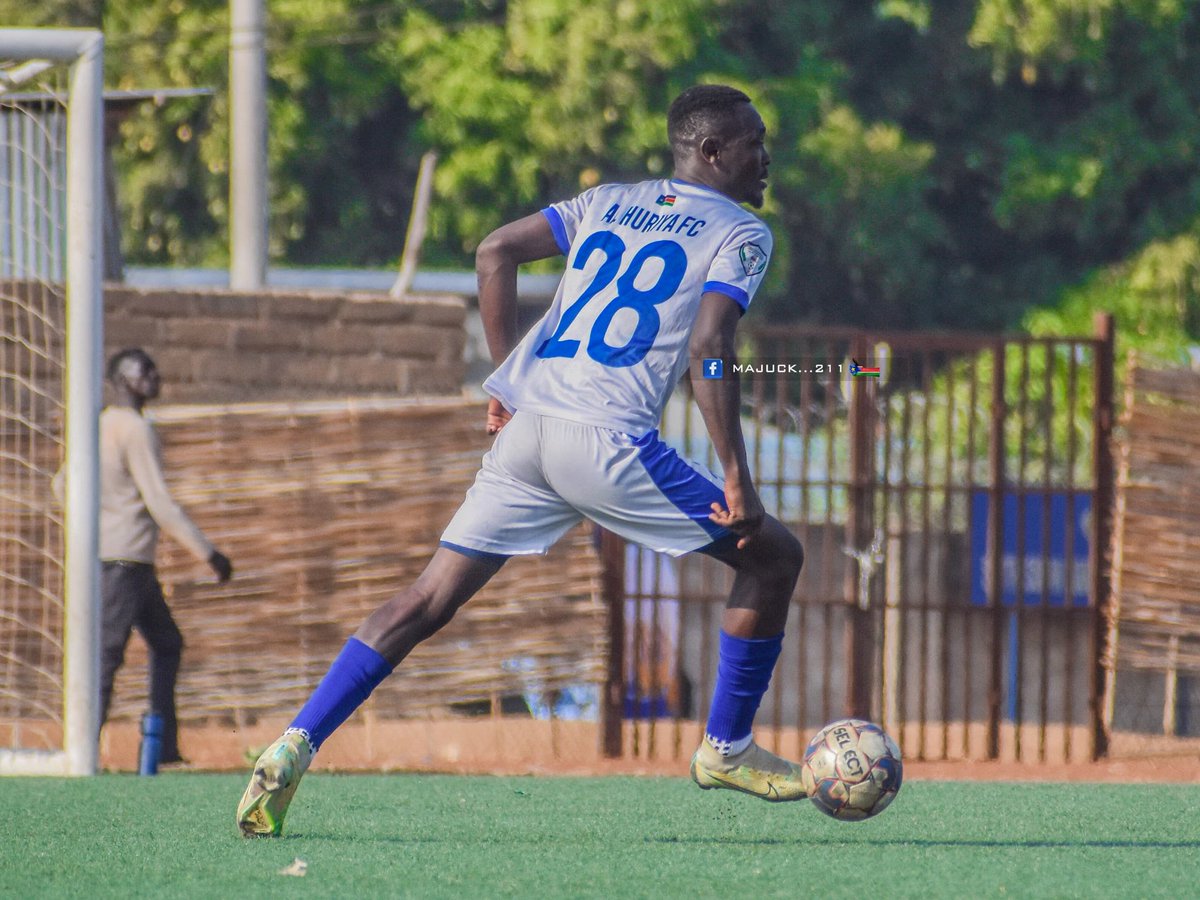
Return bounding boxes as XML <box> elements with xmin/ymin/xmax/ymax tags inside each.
<box><xmin>486</xmin><ymin>397</ymin><xmax>513</xmax><ymax>435</ymax></box>
<box><xmin>208</xmin><ymin>549</ymin><xmax>233</xmax><ymax>583</ymax></box>
<box><xmin>709</xmin><ymin>478</ymin><xmax>766</xmax><ymax>550</ymax></box>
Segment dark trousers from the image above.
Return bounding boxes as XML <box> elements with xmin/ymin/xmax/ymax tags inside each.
<box><xmin>100</xmin><ymin>561</ymin><xmax>184</xmax><ymax>761</ymax></box>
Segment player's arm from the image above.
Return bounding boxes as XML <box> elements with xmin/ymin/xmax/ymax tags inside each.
<box><xmin>476</xmin><ymin>212</ymin><xmax>562</xmax><ymax>364</ymax></box>
<box><xmin>689</xmin><ymin>291</ymin><xmax>764</xmax><ymax>549</ymax></box>
<box><xmin>475</xmin><ymin>212</ymin><xmax>562</xmax><ymax>433</ymax></box>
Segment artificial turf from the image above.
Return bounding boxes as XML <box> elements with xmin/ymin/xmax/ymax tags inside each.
<box><xmin>1</xmin><ymin>773</ymin><xmax>1196</xmax><ymax>898</ymax></box>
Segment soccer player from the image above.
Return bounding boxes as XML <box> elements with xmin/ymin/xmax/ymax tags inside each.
<box><xmin>237</xmin><ymin>84</ymin><xmax>805</xmax><ymax>836</ymax></box>
<box><xmin>56</xmin><ymin>349</ymin><xmax>234</xmax><ymax>765</ymax></box>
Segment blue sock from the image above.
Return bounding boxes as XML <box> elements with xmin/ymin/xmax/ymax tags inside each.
<box><xmin>704</xmin><ymin>630</ymin><xmax>783</xmax><ymax>754</ymax></box>
<box><xmin>286</xmin><ymin>637</ymin><xmax>393</xmax><ymax>753</ymax></box>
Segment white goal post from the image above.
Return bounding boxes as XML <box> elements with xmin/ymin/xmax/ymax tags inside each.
<box><xmin>0</xmin><ymin>28</ymin><xmax>103</xmax><ymax>775</ymax></box>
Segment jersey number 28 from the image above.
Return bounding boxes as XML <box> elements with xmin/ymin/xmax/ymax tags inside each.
<box><xmin>535</xmin><ymin>230</ymin><xmax>686</xmax><ymax>368</ymax></box>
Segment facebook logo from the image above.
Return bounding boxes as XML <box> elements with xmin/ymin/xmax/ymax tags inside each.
<box><xmin>702</xmin><ymin>358</ymin><xmax>723</xmax><ymax>379</ymax></box>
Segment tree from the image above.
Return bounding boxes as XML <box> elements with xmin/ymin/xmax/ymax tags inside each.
<box><xmin>3</xmin><ymin>0</ymin><xmax>428</xmax><ymax>266</ymax></box>
<box><xmin>11</xmin><ymin>0</ymin><xmax>1200</xmax><ymax>345</ymax></box>
<box><xmin>381</xmin><ymin>0</ymin><xmax>715</xmax><ymax>261</ymax></box>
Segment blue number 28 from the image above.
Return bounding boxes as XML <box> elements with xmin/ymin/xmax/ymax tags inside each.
<box><xmin>535</xmin><ymin>230</ymin><xmax>687</xmax><ymax>368</ymax></box>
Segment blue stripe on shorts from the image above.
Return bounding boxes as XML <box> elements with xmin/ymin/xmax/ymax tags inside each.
<box><xmin>631</xmin><ymin>430</ymin><xmax>730</xmax><ymax>541</ymax></box>
<box><xmin>439</xmin><ymin>540</ymin><xmax>510</xmax><ymax>564</ymax></box>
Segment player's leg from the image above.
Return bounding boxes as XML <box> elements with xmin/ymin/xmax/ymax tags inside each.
<box><xmin>285</xmin><ymin>546</ymin><xmax>506</xmax><ymax>755</ymax></box>
<box><xmin>701</xmin><ymin>517</ymin><xmax>803</xmax><ymax>639</ymax></box>
<box><xmin>98</xmin><ymin>562</ymin><xmax>140</xmax><ymax>730</ymax></box>
<box><xmin>239</xmin><ymin>411</ymin><xmax>581</xmax><ymax>836</ymax></box>
<box><xmin>546</xmin><ymin>424</ymin><xmax>806</xmax><ymax>800</ymax></box>
<box><xmin>237</xmin><ymin>548</ymin><xmax>504</xmax><ymax>837</ymax></box>
<box><xmin>354</xmin><ymin>545</ymin><xmax>507</xmax><ymax>663</ymax></box>
<box><xmin>688</xmin><ymin>520</ymin><xmax>805</xmax><ymax>800</ymax></box>
<box><xmin>132</xmin><ymin>569</ymin><xmax>185</xmax><ymax>763</ymax></box>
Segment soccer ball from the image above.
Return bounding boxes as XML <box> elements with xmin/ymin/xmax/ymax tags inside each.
<box><xmin>800</xmin><ymin>718</ymin><xmax>902</xmax><ymax>821</ymax></box>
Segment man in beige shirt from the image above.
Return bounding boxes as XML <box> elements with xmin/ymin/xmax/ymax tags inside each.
<box><xmin>61</xmin><ymin>348</ymin><xmax>233</xmax><ymax>764</ymax></box>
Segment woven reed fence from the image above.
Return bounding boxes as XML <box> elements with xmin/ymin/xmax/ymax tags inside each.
<box><xmin>107</xmin><ymin>397</ymin><xmax>606</xmax><ymax>727</ymax></box>
<box><xmin>1105</xmin><ymin>362</ymin><xmax>1200</xmax><ymax>742</ymax></box>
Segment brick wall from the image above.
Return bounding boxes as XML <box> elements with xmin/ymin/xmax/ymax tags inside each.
<box><xmin>104</xmin><ymin>285</ymin><xmax>467</xmax><ymax>403</ymax></box>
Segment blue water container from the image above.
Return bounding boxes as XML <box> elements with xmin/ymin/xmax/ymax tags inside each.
<box><xmin>138</xmin><ymin>712</ymin><xmax>163</xmax><ymax>776</ymax></box>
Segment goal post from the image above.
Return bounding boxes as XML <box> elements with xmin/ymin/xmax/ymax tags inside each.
<box><xmin>0</xmin><ymin>28</ymin><xmax>103</xmax><ymax>776</ymax></box>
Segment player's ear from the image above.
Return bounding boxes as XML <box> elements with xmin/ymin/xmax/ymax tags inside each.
<box><xmin>699</xmin><ymin>134</ymin><xmax>722</xmax><ymax>164</ymax></box>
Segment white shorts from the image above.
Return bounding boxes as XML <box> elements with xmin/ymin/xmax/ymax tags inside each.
<box><xmin>440</xmin><ymin>411</ymin><xmax>734</xmax><ymax>559</ymax></box>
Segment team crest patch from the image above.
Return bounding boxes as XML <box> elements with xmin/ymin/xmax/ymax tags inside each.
<box><xmin>739</xmin><ymin>242</ymin><xmax>768</xmax><ymax>276</ymax></box>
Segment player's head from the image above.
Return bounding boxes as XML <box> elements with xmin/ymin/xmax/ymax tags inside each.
<box><xmin>668</xmin><ymin>84</ymin><xmax>770</xmax><ymax>208</ymax></box>
<box><xmin>107</xmin><ymin>347</ymin><xmax>161</xmax><ymax>401</ymax></box>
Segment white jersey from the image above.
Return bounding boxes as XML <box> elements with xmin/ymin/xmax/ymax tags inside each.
<box><xmin>484</xmin><ymin>178</ymin><xmax>773</xmax><ymax>434</ymax></box>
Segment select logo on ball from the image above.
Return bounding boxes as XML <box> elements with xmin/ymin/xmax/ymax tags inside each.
<box><xmin>800</xmin><ymin>718</ymin><xmax>903</xmax><ymax>822</ymax></box>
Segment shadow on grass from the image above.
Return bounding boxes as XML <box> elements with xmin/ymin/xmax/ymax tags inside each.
<box><xmin>274</xmin><ymin>832</ymin><xmax>1200</xmax><ymax>851</ymax></box>
<box><xmin>646</xmin><ymin>836</ymin><xmax>1200</xmax><ymax>850</ymax></box>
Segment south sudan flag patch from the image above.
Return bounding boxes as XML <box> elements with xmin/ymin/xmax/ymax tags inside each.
<box><xmin>656</xmin><ymin>194</ymin><xmax>676</xmax><ymax>206</ymax></box>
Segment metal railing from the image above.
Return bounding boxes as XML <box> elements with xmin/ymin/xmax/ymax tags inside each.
<box><xmin>603</xmin><ymin>315</ymin><xmax>1115</xmax><ymax>764</ymax></box>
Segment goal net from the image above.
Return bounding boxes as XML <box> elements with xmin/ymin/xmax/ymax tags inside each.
<box><xmin>0</xmin><ymin>29</ymin><xmax>103</xmax><ymax>776</ymax></box>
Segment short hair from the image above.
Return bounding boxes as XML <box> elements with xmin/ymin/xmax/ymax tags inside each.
<box><xmin>107</xmin><ymin>347</ymin><xmax>155</xmax><ymax>382</ymax></box>
<box><xmin>667</xmin><ymin>84</ymin><xmax>753</xmax><ymax>153</ymax></box>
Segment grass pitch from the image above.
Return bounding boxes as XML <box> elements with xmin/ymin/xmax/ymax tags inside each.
<box><xmin>1</xmin><ymin>773</ymin><xmax>1197</xmax><ymax>898</ymax></box>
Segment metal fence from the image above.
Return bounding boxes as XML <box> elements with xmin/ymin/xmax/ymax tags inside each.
<box><xmin>603</xmin><ymin>316</ymin><xmax>1115</xmax><ymax>764</ymax></box>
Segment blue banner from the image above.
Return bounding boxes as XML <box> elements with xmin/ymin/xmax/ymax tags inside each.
<box><xmin>969</xmin><ymin>490</ymin><xmax>1091</xmax><ymax>608</ymax></box>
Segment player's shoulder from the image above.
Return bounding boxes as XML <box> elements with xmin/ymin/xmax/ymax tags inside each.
<box><xmin>580</xmin><ymin>179</ymin><xmax>661</xmax><ymax>203</ymax></box>
<box><xmin>724</xmin><ymin>206</ymin><xmax>772</xmax><ymax>239</ymax></box>
<box><xmin>712</xmin><ymin>204</ymin><xmax>773</xmax><ymax>253</ymax></box>
<box><xmin>672</xmin><ymin>181</ymin><xmax>771</xmax><ymax>231</ymax></box>
<box><xmin>547</xmin><ymin>181</ymin><xmax>626</xmax><ymax>217</ymax></box>
<box><xmin>710</xmin><ymin>192</ymin><xmax>770</xmax><ymax>231</ymax></box>
<box><xmin>556</xmin><ymin>179</ymin><xmax>672</xmax><ymax>220</ymax></box>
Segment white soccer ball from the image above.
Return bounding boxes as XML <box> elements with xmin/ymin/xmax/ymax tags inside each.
<box><xmin>800</xmin><ymin>718</ymin><xmax>903</xmax><ymax>821</ymax></box>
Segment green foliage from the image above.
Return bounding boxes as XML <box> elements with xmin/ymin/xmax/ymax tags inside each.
<box><xmin>969</xmin><ymin>0</ymin><xmax>1185</xmax><ymax>78</ymax></box>
<box><xmin>5</xmin><ymin>0</ymin><xmax>425</xmax><ymax>265</ymax></box>
<box><xmin>879</xmin><ymin>0</ymin><xmax>932</xmax><ymax>31</ymax></box>
<box><xmin>14</xmin><ymin>0</ymin><xmax>1200</xmax><ymax>345</ymax></box>
<box><xmin>384</xmin><ymin>0</ymin><xmax>713</xmax><ymax>257</ymax></box>
<box><xmin>783</xmin><ymin>105</ymin><xmax>944</xmax><ymax>324</ymax></box>
<box><xmin>104</xmin><ymin>0</ymin><xmax>229</xmax><ymax>265</ymax></box>
<box><xmin>1025</xmin><ymin>224</ymin><xmax>1200</xmax><ymax>368</ymax></box>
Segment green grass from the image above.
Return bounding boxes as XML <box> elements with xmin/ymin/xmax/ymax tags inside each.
<box><xmin>2</xmin><ymin>774</ymin><xmax>1198</xmax><ymax>898</ymax></box>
